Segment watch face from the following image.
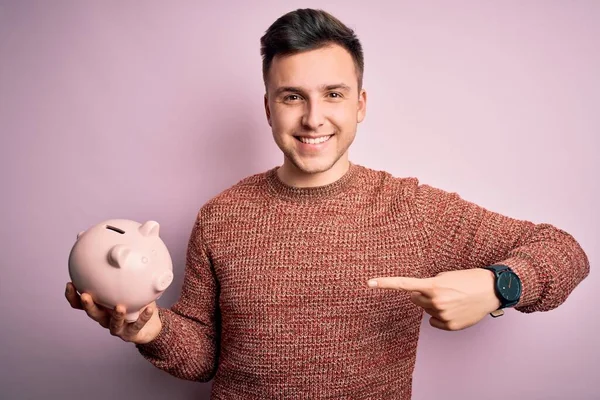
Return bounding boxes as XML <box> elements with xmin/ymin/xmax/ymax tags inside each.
<box><xmin>497</xmin><ymin>271</ymin><xmax>521</xmax><ymax>302</ymax></box>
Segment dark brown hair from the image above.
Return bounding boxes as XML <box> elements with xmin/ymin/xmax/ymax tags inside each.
<box><xmin>260</xmin><ymin>8</ymin><xmax>364</xmax><ymax>91</ymax></box>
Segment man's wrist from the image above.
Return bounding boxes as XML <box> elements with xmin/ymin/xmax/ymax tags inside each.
<box><xmin>483</xmin><ymin>268</ymin><xmax>502</xmax><ymax>312</ymax></box>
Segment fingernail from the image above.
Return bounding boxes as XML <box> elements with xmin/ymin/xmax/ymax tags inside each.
<box><xmin>367</xmin><ymin>280</ymin><xmax>378</xmax><ymax>288</ymax></box>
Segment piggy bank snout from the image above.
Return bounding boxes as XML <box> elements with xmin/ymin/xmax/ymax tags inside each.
<box><xmin>154</xmin><ymin>270</ymin><xmax>174</xmax><ymax>292</ymax></box>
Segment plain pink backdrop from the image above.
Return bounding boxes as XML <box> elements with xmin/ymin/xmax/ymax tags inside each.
<box><xmin>0</xmin><ymin>1</ymin><xmax>597</xmax><ymax>399</ymax></box>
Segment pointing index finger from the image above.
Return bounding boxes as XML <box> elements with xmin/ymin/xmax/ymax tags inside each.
<box><xmin>367</xmin><ymin>276</ymin><xmax>436</xmax><ymax>296</ymax></box>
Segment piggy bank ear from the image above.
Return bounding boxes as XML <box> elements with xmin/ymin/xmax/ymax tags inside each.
<box><xmin>139</xmin><ymin>221</ymin><xmax>160</xmax><ymax>237</ymax></box>
<box><xmin>108</xmin><ymin>244</ymin><xmax>131</xmax><ymax>268</ymax></box>
<box><xmin>77</xmin><ymin>230</ymin><xmax>85</xmax><ymax>239</ymax></box>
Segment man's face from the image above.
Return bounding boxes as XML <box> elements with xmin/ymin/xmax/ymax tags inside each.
<box><xmin>264</xmin><ymin>44</ymin><xmax>366</xmax><ymax>180</ymax></box>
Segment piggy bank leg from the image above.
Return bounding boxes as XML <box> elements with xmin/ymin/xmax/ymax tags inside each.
<box><xmin>125</xmin><ymin>311</ymin><xmax>140</xmax><ymax>323</ymax></box>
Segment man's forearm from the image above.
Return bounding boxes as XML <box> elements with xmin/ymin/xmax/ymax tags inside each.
<box><xmin>136</xmin><ymin>306</ymin><xmax>219</xmax><ymax>382</ymax></box>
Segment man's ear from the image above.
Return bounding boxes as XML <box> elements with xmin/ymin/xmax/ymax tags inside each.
<box><xmin>357</xmin><ymin>88</ymin><xmax>367</xmax><ymax>123</ymax></box>
<box><xmin>264</xmin><ymin>94</ymin><xmax>272</xmax><ymax>127</ymax></box>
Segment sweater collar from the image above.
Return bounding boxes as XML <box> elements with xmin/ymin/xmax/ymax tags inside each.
<box><xmin>265</xmin><ymin>162</ymin><xmax>360</xmax><ymax>202</ymax></box>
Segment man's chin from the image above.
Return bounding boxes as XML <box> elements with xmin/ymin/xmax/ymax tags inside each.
<box><xmin>290</xmin><ymin>158</ymin><xmax>336</xmax><ymax>175</ymax></box>
<box><xmin>289</xmin><ymin>152</ymin><xmax>350</xmax><ymax>175</ymax></box>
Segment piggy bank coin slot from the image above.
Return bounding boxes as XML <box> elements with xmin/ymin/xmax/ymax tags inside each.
<box><xmin>106</xmin><ymin>225</ymin><xmax>125</xmax><ymax>234</ymax></box>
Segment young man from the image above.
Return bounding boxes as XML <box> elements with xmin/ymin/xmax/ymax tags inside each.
<box><xmin>65</xmin><ymin>8</ymin><xmax>590</xmax><ymax>399</ymax></box>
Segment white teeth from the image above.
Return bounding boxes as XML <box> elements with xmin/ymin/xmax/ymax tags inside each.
<box><xmin>298</xmin><ymin>135</ymin><xmax>332</xmax><ymax>144</ymax></box>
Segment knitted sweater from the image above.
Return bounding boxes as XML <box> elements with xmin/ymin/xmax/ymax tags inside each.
<box><xmin>137</xmin><ymin>163</ymin><xmax>589</xmax><ymax>399</ymax></box>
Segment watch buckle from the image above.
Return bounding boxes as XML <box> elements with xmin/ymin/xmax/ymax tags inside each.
<box><xmin>490</xmin><ymin>309</ymin><xmax>505</xmax><ymax>318</ymax></box>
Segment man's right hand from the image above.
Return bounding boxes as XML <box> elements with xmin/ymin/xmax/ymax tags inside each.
<box><xmin>65</xmin><ymin>282</ymin><xmax>162</xmax><ymax>344</ymax></box>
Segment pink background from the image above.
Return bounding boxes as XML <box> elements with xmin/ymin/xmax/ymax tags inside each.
<box><xmin>0</xmin><ymin>1</ymin><xmax>598</xmax><ymax>399</ymax></box>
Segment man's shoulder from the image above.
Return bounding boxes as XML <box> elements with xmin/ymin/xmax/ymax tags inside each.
<box><xmin>354</xmin><ymin>164</ymin><xmax>465</xmax><ymax>214</ymax></box>
<box><xmin>355</xmin><ymin>164</ymin><xmax>421</xmax><ymax>197</ymax></box>
<box><xmin>215</xmin><ymin>170</ymin><xmax>270</xmax><ymax>198</ymax></box>
<box><xmin>363</xmin><ymin>165</ymin><xmax>465</xmax><ymax>210</ymax></box>
<box><xmin>196</xmin><ymin>168</ymin><xmax>273</xmax><ymax>220</ymax></box>
<box><xmin>355</xmin><ymin>165</ymin><xmax>463</xmax><ymax>226</ymax></box>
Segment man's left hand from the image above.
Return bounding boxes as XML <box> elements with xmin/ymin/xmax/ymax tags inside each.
<box><xmin>367</xmin><ymin>268</ymin><xmax>502</xmax><ymax>331</ymax></box>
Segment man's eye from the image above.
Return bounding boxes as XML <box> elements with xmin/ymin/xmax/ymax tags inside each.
<box><xmin>284</xmin><ymin>94</ymin><xmax>301</xmax><ymax>101</ymax></box>
<box><xmin>328</xmin><ymin>92</ymin><xmax>342</xmax><ymax>98</ymax></box>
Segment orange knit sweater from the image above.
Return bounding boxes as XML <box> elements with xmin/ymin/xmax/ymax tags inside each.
<box><xmin>137</xmin><ymin>163</ymin><xmax>589</xmax><ymax>399</ymax></box>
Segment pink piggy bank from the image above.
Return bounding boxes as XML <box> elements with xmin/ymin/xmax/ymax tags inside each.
<box><xmin>68</xmin><ymin>219</ymin><xmax>174</xmax><ymax>322</ymax></box>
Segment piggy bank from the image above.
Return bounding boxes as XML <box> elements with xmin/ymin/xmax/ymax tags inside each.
<box><xmin>68</xmin><ymin>219</ymin><xmax>174</xmax><ymax>322</ymax></box>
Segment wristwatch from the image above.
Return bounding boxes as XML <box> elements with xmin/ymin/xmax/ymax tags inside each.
<box><xmin>481</xmin><ymin>264</ymin><xmax>522</xmax><ymax>318</ymax></box>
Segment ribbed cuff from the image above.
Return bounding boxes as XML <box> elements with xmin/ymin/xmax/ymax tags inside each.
<box><xmin>501</xmin><ymin>256</ymin><xmax>543</xmax><ymax>311</ymax></box>
<box><xmin>136</xmin><ymin>307</ymin><xmax>172</xmax><ymax>359</ymax></box>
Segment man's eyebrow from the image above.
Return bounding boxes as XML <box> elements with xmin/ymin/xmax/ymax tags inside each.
<box><xmin>321</xmin><ymin>83</ymin><xmax>351</xmax><ymax>92</ymax></box>
<box><xmin>273</xmin><ymin>83</ymin><xmax>352</xmax><ymax>96</ymax></box>
<box><xmin>274</xmin><ymin>86</ymin><xmax>304</xmax><ymax>96</ymax></box>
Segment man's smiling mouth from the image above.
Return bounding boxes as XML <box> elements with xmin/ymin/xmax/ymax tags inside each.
<box><xmin>294</xmin><ymin>135</ymin><xmax>333</xmax><ymax>144</ymax></box>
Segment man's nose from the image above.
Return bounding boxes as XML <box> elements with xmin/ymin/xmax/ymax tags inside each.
<box><xmin>301</xmin><ymin>100</ymin><xmax>325</xmax><ymax>131</ymax></box>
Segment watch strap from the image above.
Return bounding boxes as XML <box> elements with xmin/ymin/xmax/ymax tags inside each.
<box><xmin>482</xmin><ymin>264</ymin><xmax>510</xmax><ymax>274</ymax></box>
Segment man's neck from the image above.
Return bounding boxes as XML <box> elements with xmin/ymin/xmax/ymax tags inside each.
<box><xmin>277</xmin><ymin>158</ymin><xmax>350</xmax><ymax>188</ymax></box>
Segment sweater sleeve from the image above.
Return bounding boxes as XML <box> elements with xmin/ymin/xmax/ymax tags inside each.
<box><xmin>136</xmin><ymin>211</ymin><xmax>220</xmax><ymax>381</ymax></box>
<box><xmin>414</xmin><ymin>182</ymin><xmax>590</xmax><ymax>313</ymax></box>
